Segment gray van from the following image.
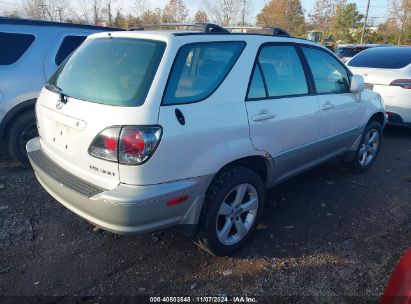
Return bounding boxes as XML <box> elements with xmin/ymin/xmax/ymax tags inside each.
<box><xmin>0</xmin><ymin>17</ymin><xmax>121</xmax><ymax>164</ymax></box>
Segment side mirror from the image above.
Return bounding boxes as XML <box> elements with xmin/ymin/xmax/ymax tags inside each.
<box><xmin>350</xmin><ymin>74</ymin><xmax>365</xmax><ymax>93</ymax></box>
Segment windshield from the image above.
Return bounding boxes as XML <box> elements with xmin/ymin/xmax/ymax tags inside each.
<box><xmin>348</xmin><ymin>47</ymin><xmax>411</xmax><ymax>69</ymax></box>
<box><xmin>48</xmin><ymin>37</ymin><xmax>166</xmax><ymax>107</ymax></box>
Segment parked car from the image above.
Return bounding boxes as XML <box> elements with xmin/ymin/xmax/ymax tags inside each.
<box><xmin>348</xmin><ymin>47</ymin><xmax>411</xmax><ymax>128</ymax></box>
<box><xmin>337</xmin><ymin>44</ymin><xmax>390</xmax><ymax>63</ymax></box>
<box><xmin>0</xmin><ymin>17</ymin><xmax>121</xmax><ymax>164</ymax></box>
<box><xmin>27</xmin><ymin>23</ymin><xmax>387</xmax><ymax>256</ymax></box>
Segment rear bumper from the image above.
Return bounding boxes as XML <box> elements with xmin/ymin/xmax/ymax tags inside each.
<box><xmin>386</xmin><ymin>105</ymin><xmax>411</xmax><ymax>125</ymax></box>
<box><xmin>27</xmin><ymin>137</ymin><xmax>211</xmax><ymax>235</ymax></box>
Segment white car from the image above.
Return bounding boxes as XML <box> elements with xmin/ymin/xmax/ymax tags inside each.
<box><xmin>348</xmin><ymin>47</ymin><xmax>411</xmax><ymax>128</ymax></box>
<box><xmin>27</xmin><ymin>24</ymin><xmax>387</xmax><ymax>256</ymax></box>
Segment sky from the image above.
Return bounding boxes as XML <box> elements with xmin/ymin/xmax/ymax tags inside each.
<box><xmin>0</xmin><ymin>0</ymin><xmax>390</xmax><ymax>24</ymax></box>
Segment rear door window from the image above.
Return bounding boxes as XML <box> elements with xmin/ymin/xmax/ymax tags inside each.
<box><xmin>302</xmin><ymin>47</ymin><xmax>350</xmax><ymax>94</ymax></box>
<box><xmin>348</xmin><ymin>47</ymin><xmax>411</xmax><ymax>69</ymax></box>
<box><xmin>48</xmin><ymin>38</ymin><xmax>166</xmax><ymax>107</ymax></box>
<box><xmin>0</xmin><ymin>32</ymin><xmax>35</xmax><ymax>65</ymax></box>
<box><xmin>247</xmin><ymin>45</ymin><xmax>308</xmax><ymax>99</ymax></box>
<box><xmin>55</xmin><ymin>35</ymin><xmax>87</xmax><ymax>65</ymax></box>
<box><xmin>163</xmin><ymin>42</ymin><xmax>246</xmax><ymax>105</ymax></box>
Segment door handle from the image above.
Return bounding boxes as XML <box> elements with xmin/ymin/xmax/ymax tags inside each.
<box><xmin>252</xmin><ymin>110</ymin><xmax>276</xmax><ymax>122</ymax></box>
<box><xmin>321</xmin><ymin>102</ymin><xmax>335</xmax><ymax>111</ymax></box>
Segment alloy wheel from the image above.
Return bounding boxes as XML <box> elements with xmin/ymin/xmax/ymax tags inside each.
<box><xmin>216</xmin><ymin>183</ymin><xmax>259</xmax><ymax>246</ymax></box>
<box><xmin>358</xmin><ymin>129</ymin><xmax>380</xmax><ymax>167</ymax></box>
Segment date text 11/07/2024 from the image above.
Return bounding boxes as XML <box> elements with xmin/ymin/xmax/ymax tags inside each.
<box><xmin>149</xmin><ymin>296</ymin><xmax>258</xmax><ymax>303</ymax></box>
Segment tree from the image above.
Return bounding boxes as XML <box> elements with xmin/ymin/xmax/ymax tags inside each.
<box><xmin>308</xmin><ymin>0</ymin><xmax>346</xmax><ymax>35</ymax></box>
<box><xmin>333</xmin><ymin>3</ymin><xmax>363</xmax><ymax>42</ymax></box>
<box><xmin>124</xmin><ymin>13</ymin><xmax>141</xmax><ymax>28</ymax></box>
<box><xmin>205</xmin><ymin>0</ymin><xmax>239</xmax><ymax>26</ymax></box>
<box><xmin>89</xmin><ymin>0</ymin><xmax>103</xmax><ymax>25</ymax></box>
<box><xmin>256</xmin><ymin>0</ymin><xmax>306</xmax><ymax>36</ymax></box>
<box><xmin>133</xmin><ymin>0</ymin><xmax>149</xmax><ymax>18</ymax></box>
<box><xmin>389</xmin><ymin>0</ymin><xmax>411</xmax><ymax>44</ymax></box>
<box><xmin>162</xmin><ymin>0</ymin><xmax>189</xmax><ymax>23</ymax></box>
<box><xmin>238</xmin><ymin>0</ymin><xmax>253</xmax><ymax>26</ymax></box>
<box><xmin>193</xmin><ymin>9</ymin><xmax>208</xmax><ymax>23</ymax></box>
<box><xmin>113</xmin><ymin>8</ymin><xmax>127</xmax><ymax>28</ymax></box>
<box><xmin>103</xmin><ymin>0</ymin><xmax>116</xmax><ymax>27</ymax></box>
<box><xmin>376</xmin><ymin>19</ymin><xmax>401</xmax><ymax>44</ymax></box>
<box><xmin>73</xmin><ymin>0</ymin><xmax>105</xmax><ymax>25</ymax></box>
<box><xmin>140</xmin><ymin>8</ymin><xmax>162</xmax><ymax>24</ymax></box>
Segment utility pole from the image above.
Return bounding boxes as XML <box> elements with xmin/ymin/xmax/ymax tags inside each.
<box><xmin>107</xmin><ymin>1</ymin><xmax>112</xmax><ymax>27</ymax></box>
<box><xmin>37</xmin><ymin>2</ymin><xmax>47</xmax><ymax>20</ymax></box>
<box><xmin>241</xmin><ymin>0</ymin><xmax>245</xmax><ymax>26</ymax></box>
<box><xmin>360</xmin><ymin>0</ymin><xmax>370</xmax><ymax>43</ymax></box>
<box><xmin>56</xmin><ymin>7</ymin><xmax>63</xmax><ymax>22</ymax></box>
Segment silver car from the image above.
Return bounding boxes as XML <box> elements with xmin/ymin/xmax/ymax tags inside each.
<box><xmin>0</xmin><ymin>17</ymin><xmax>120</xmax><ymax>164</ymax></box>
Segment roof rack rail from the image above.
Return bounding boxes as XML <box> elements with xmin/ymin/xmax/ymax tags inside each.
<box><xmin>128</xmin><ymin>23</ymin><xmax>229</xmax><ymax>34</ymax></box>
<box><xmin>226</xmin><ymin>26</ymin><xmax>291</xmax><ymax>37</ymax></box>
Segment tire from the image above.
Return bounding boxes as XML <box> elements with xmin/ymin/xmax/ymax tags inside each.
<box><xmin>6</xmin><ymin>111</ymin><xmax>38</xmax><ymax>166</ymax></box>
<box><xmin>347</xmin><ymin>120</ymin><xmax>383</xmax><ymax>172</ymax></box>
<box><xmin>197</xmin><ymin>166</ymin><xmax>265</xmax><ymax>256</ymax></box>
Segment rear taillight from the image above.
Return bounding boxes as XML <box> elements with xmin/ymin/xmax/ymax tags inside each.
<box><xmin>88</xmin><ymin>126</ymin><xmax>162</xmax><ymax>165</ymax></box>
<box><xmin>119</xmin><ymin>127</ymin><xmax>162</xmax><ymax>165</ymax></box>
<box><xmin>88</xmin><ymin>127</ymin><xmax>121</xmax><ymax>162</ymax></box>
<box><xmin>389</xmin><ymin>79</ymin><xmax>411</xmax><ymax>89</ymax></box>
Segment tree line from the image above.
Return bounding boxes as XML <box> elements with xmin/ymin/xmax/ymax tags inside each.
<box><xmin>1</xmin><ymin>0</ymin><xmax>410</xmax><ymax>44</ymax></box>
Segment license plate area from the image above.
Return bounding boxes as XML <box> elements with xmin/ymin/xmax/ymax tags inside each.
<box><xmin>51</xmin><ymin>122</ymin><xmax>71</xmax><ymax>152</ymax></box>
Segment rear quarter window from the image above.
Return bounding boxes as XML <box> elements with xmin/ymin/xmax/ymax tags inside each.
<box><xmin>162</xmin><ymin>42</ymin><xmax>246</xmax><ymax>105</ymax></box>
<box><xmin>55</xmin><ymin>35</ymin><xmax>87</xmax><ymax>65</ymax></box>
<box><xmin>0</xmin><ymin>32</ymin><xmax>35</xmax><ymax>65</ymax></box>
<box><xmin>348</xmin><ymin>48</ymin><xmax>411</xmax><ymax>69</ymax></box>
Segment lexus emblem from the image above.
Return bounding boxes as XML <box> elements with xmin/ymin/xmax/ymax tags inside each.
<box><xmin>56</xmin><ymin>100</ymin><xmax>64</xmax><ymax>110</ymax></box>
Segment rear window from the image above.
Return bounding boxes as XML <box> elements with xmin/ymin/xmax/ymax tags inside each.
<box><xmin>163</xmin><ymin>42</ymin><xmax>246</xmax><ymax>105</ymax></box>
<box><xmin>0</xmin><ymin>32</ymin><xmax>35</xmax><ymax>65</ymax></box>
<box><xmin>48</xmin><ymin>38</ymin><xmax>166</xmax><ymax>107</ymax></box>
<box><xmin>339</xmin><ymin>47</ymin><xmax>367</xmax><ymax>57</ymax></box>
<box><xmin>348</xmin><ymin>47</ymin><xmax>411</xmax><ymax>69</ymax></box>
<box><xmin>55</xmin><ymin>35</ymin><xmax>87</xmax><ymax>65</ymax></box>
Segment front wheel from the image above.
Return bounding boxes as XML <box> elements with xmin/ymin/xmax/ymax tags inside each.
<box><xmin>197</xmin><ymin>166</ymin><xmax>265</xmax><ymax>256</ymax></box>
<box><xmin>348</xmin><ymin>120</ymin><xmax>383</xmax><ymax>172</ymax></box>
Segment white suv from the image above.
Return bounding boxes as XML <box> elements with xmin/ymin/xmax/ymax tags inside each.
<box><xmin>27</xmin><ymin>24</ymin><xmax>387</xmax><ymax>256</ymax></box>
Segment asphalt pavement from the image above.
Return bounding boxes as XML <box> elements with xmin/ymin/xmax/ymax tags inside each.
<box><xmin>0</xmin><ymin>126</ymin><xmax>410</xmax><ymax>303</ymax></box>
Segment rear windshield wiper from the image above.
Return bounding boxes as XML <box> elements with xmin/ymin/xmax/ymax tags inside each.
<box><xmin>45</xmin><ymin>82</ymin><xmax>69</xmax><ymax>104</ymax></box>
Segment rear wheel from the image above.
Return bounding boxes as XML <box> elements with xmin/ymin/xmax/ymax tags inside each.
<box><xmin>198</xmin><ymin>166</ymin><xmax>265</xmax><ymax>256</ymax></box>
<box><xmin>6</xmin><ymin>111</ymin><xmax>38</xmax><ymax>166</ymax></box>
<box><xmin>348</xmin><ymin>120</ymin><xmax>382</xmax><ymax>172</ymax></box>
